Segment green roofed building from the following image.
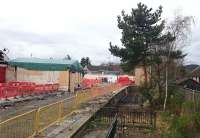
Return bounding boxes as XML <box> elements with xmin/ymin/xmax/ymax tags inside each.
<box><xmin>6</xmin><ymin>58</ymin><xmax>83</xmax><ymax>92</ymax></box>
<box><xmin>8</xmin><ymin>57</ymin><xmax>83</xmax><ymax>72</ymax></box>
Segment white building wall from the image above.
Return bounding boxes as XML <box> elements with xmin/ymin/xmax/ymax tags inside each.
<box><xmin>84</xmin><ymin>74</ymin><xmax>118</xmax><ymax>83</ymax></box>
<box><xmin>6</xmin><ymin>66</ymin><xmax>71</xmax><ymax>91</ymax></box>
<box><xmin>16</xmin><ymin>68</ymin><xmax>59</xmax><ymax>84</ymax></box>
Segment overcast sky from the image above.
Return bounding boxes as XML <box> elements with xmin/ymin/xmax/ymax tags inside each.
<box><xmin>0</xmin><ymin>0</ymin><xmax>199</xmax><ymax>65</ymax></box>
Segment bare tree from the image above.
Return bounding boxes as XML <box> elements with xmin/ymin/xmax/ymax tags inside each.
<box><xmin>163</xmin><ymin>11</ymin><xmax>194</xmax><ymax>110</ymax></box>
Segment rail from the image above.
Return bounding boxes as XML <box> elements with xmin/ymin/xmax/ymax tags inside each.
<box><xmin>96</xmin><ymin>107</ymin><xmax>156</xmax><ymax>129</ymax></box>
<box><xmin>69</xmin><ymin>86</ymin><xmax>128</xmax><ymax>138</ymax></box>
<box><xmin>105</xmin><ymin>114</ymin><xmax>118</xmax><ymax>138</ymax></box>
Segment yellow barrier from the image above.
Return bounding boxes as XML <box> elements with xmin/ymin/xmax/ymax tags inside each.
<box><xmin>0</xmin><ymin>83</ymin><xmax>122</xmax><ymax>138</ymax></box>
<box><xmin>38</xmin><ymin>101</ymin><xmax>61</xmax><ymax>133</ymax></box>
<box><xmin>0</xmin><ymin>109</ymin><xmax>37</xmax><ymax>138</ymax></box>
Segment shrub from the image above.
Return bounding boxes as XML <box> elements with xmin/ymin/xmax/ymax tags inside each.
<box><xmin>161</xmin><ymin>101</ymin><xmax>200</xmax><ymax>138</ymax></box>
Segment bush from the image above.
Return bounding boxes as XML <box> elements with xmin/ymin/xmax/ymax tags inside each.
<box><xmin>140</xmin><ymin>83</ymin><xmax>161</xmax><ymax>109</ymax></box>
<box><xmin>168</xmin><ymin>90</ymin><xmax>184</xmax><ymax>115</ymax></box>
<box><xmin>161</xmin><ymin>101</ymin><xmax>200</xmax><ymax>138</ymax></box>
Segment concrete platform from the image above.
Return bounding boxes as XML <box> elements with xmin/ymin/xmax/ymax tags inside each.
<box><xmin>41</xmin><ymin>87</ymin><xmax>127</xmax><ymax>138</ymax></box>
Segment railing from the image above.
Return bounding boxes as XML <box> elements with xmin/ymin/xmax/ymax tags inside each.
<box><xmin>0</xmin><ymin>83</ymin><xmax>121</xmax><ymax>138</ymax></box>
<box><xmin>117</xmin><ymin>110</ymin><xmax>156</xmax><ymax>128</ymax></box>
<box><xmin>70</xmin><ymin>86</ymin><xmax>157</xmax><ymax>138</ymax></box>
<box><xmin>179</xmin><ymin>87</ymin><xmax>200</xmax><ymax>112</ymax></box>
<box><xmin>0</xmin><ymin>109</ymin><xmax>37</xmax><ymax>138</ymax></box>
<box><xmin>105</xmin><ymin>114</ymin><xmax>118</xmax><ymax>138</ymax></box>
<box><xmin>96</xmin><ymin>107</ymin><xmax>156</xmax><ymax>129</ymax></box>
<box><xmin>70</xmin><ymin>88</ymin><xmax>128</xmax><ymax>138</ymax></box>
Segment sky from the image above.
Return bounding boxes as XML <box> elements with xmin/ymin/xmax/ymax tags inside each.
<box><xmin>0</xmin><ymin>0</ymin><xmax>199</xmax><ymax>65</ymax></box>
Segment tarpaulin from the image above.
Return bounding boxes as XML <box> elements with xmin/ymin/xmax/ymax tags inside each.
<box><xmin>8</xmin><ymin>58</ymin><xmax>83</xmax><ymax>73</ymax></box>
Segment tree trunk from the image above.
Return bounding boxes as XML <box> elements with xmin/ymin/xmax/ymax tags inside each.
<box><xmin>164</xmin><ymin>44</ymin><xmax>172</xmax><ymax>111</ymax></box>
<box><xmin>163</xmin><ymin>65</ymin><xmax>168</xmax><ymax>111</ymax></box>
<box><xmin>156</xmin><ymin>64</ymin><xmax>162</xmax><ymax>100</ymax></box>
<box><xmin>143</xmin><ymin>60</ymin><xmax>148</xmax><ymax>86</ymax></box>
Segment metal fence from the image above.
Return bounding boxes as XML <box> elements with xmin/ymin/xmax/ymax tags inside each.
<box><xmin>0</xmin><ymin>109</ymin><xmax>37</xmax><ymax>138</ymax></box>
<box><xmin>71</xmin><ymin>86</ymin><xmax>157</xmax><ymax>138</ymax></box>
<box><xmin>180</xmin><ymin>88</ymin><xmax>200</xmax><ymax>112</ymax></box>
<box><xmin>0</xmin><ymin>83</ymin><xmax>121</xmax><ymax>138</ymax></box>
<box><xmin>96</xmin><ymin>107</ymin><xmax>156</xmax><ymax>128</ymax></box>
<box><xmin>105</xmin><ymin>114</ymin><xmax>118</xmax><ymax>138</ymax></box>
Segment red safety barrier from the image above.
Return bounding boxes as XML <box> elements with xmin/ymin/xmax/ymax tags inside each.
<box><xmin>6</xmin><ymin>82</ymin><xmax>21</xmax><ymax>98</ymax></box>
<box><xmin>81</xmin><ymin>79</ymin><xmax>92</xmax><ymax>88</ymax></box>
<box><xmin>82</xmin><ymin>79</ymin><xmax>102</xmax><ymax>89</ymax></box>
<box><xmin>3</xmin><ymin>86</ymin><xmax>19</xmax><ymax>99</ymax></box>
<box><xmin>18</xmin><ymin>82</ymin><xmax>36</xmax><ymax>96</ymax></box>
<box><xmin>52</xmin><ymin>83</ymin><xmax>59</xmax><ymax>91</ymax></box>
<box><xmin>34</xmin><ymin>84</ymin><xmax>45</xmax><ymax>95</ymax></box>
<box><xmin>0</xmin><ymin>82</ymin><xmax>59</xmax><ymax>100</ymax></box>
<box><xmin>0</xmin><ymin>67</ymin><xmax>6</xmax><ymax>83</ymax></box>
<box><xmin>0</xmin><ymin>83</ymin><xmax>7</xmax><ymax>88</ymax></box>
<box><xmin>44</xmin><ymin>84</ymin><xmax>54</xmax><ymax>93</ymax></box>
<box><xmin>117</xmin><ymin>77</ymin><xmax>134</xmax><ymax>86</ymax></box>
<box><xmin>0</xmin><ymin>86</ymin><xmax>4</xmax><ymax>99</ymax></box>
<box><xmin>0</xmin><ymin>83</ymin><xmax>6</xmax><ymax>99</ymax></box>
<box><xmin>8</xmin><ymin>81</ymin><xmax>22</xmax><ymax>87</ymax></box>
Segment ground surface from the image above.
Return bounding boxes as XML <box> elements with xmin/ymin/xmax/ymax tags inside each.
<box><xmin>116</xmin><ymin>127</ymin><xmax>156</xmax><ymax>138</ymax></box>
<box><xmin>82</xmin><ymin>129</ymin><xmax>108</xmax><ymax>138</ymax></box>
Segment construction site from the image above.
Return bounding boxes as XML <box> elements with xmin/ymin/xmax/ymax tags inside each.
<box><xmin>1</xmin><ymin>55</ymin><xmax>149</xmax><ymax>138</ymax></box>
<box><xmin>1</xmin><ymin>1</ymin><xmax>200</xmax><ymax>138</ymax></box>
<box><xmin>0</xmin><ymin>82</ymin><xmax>157</xmax><ymax>138</ymax></box>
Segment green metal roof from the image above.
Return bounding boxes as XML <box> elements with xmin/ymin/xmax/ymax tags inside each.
<box><xmin>8</xmin><ymin>58</ymin><xmax>83</xmax><ymax>72</ymax></box>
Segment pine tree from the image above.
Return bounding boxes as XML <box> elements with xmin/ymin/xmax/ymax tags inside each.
<box><xmin>80</xmin><ymin>57</ymin><xmax>91</xmax><ymax>67</ymax></box>
<box><xmin>109</xmin><ymin>2</ymin><xmax>173</xmax><ymax>84</ymax></box>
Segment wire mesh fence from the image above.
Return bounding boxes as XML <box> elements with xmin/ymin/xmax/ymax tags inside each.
<box><xmin>38</xmin><ymin>101</ymin><xmax>61</xmax><ymax>133</ymax></box>
<box><xmin>0</xmin><ymin>110</ymin><xmax>37</xmax><ymax>138</ymax></box>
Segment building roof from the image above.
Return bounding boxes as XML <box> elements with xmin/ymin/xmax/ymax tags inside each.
<box><xmin>189</xmin><ymin>65</ymin><xmax>200</xmax><ymax>77</ymax></box>
<box><xmin>85</xmin><ymin>64</ymin><xmax>123</xmax><ymax>75</ymax></box>
<box><xmin>88</xmin><ymin>64</ymin><xmax>122</xmax><ymax>71</ymax></box>
<box><xmin>185</xmin><ymin>64</ymin><xmax>199</xmax><ymax>72</ymax></box>
<box><xmin>8</xmin><ymin>58</ymin><xmax>83</xmax><ymax>72</ymax></box>
<box><xmin>178</xmin><ymin>78</ymin><xmax>200</xmax><ymax>91</ymax></box>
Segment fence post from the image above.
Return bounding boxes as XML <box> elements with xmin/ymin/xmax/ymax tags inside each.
<box><xmin>73</xmin><ymin>92</ymin><xmax>78</xmax><ymax>110</ymax></box>
<box><xmin>34</xmin><ymin>108</ymin><xmax>40</xmax><ymax>136</ymax></box>
<box><xmin>154</xmin><ymin>112</ymin><xmax>156</xmax><ymax>129</ymax></box>
<box><xmin>150</xmin><ymin>112</ymin><xmax>153</xmax><ymax>127</ymax></box>
<box><xmin>58</xmin><ymin>101</ymin><xmax>63</xmax><ymax>123</ymax></box>
<box><xmin>125</xmin><ymin>87</ymin><xmax>128</xmax><ymax>94</ymax></box>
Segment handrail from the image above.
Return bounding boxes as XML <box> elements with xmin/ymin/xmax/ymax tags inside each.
<box><xmin>105</xmin><ymin>114</ymin><xmax>118</xmax><ymax>138</ymax></box>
